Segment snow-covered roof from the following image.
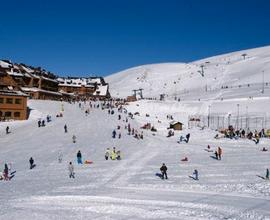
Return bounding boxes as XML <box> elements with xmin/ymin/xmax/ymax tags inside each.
<box><xmin>0</xmin><ymin>89</ymin><xmax>28</xmax><ymax>97</ymax></box>
<box><xmin>21</xmin><ymin>87</ymin><xmax>62</xmax><ymax>96</ymax></box>
<box><xmin>58</xmin><ymin>77</ymin><xmax>101</xmax><ymax>87</ymax></box>
<box><xmin>20</xmin><ymin>65</ymin><xmax>34</xmax><ymax>73</ymax></box>
<box><xmin>169</xmin><ymin>121</ymin><xmax>183</xmax><ymax>125</ymax></box>
<box><xmin>93</xmin><ymin>84</ymin><xmax>108</xmax><ymax>96</ymax></box>
<box><xmin>7</xmin><ymin>71</ymin><xmax>24</xmax><ymax>77</ymax></box>
<box><xmin>41</xmin><ymin>76</ymin><xmax>58</xmax><ymax>83</ymax></box>
<box><xmin>0</xmin><ymin>60</ymin><xmax>12</xmax><ymax>68</ymax></box>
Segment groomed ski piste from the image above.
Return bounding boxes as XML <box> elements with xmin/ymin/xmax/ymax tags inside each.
<box><xmin>1</xmin><ymin>45</ymin><xmax>270</xmax><ymax>219</ymax></box>
<box><xmin>0</xmin><ymin>99</ymin><xmax>270</xmax><ymax>220</ymax></box>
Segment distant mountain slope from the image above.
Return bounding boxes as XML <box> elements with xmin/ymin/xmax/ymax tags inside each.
<box><xmin>106</xmin><ymin>45</ymin><xmax>270</xmax><ymax>100</ymax></box>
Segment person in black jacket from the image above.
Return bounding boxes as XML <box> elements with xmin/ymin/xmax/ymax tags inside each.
<box><xmin>185</xmin><ymin>133</ymin><xmax>190</xmax><ymax>143</ymax></box>
<box><xmin>29</xmin><ymin>157</ymin><xmax>34</xmax><ymax>169</ymax></box>
<box><xmin>77</xmin><ymin>150</ymin><xmax>82</xmax><ymax>164</ymax></box>
<box><xmin>3</xmin><ymin>163</ymin><xmax>9</xmax><ymax>180</ymax></box>
<box><xmin>160</xmin><ymin>163</ymin><xmax>168</xmax><ymax>179</ymax></box>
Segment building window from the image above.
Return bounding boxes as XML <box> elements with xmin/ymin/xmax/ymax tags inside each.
<box><xmin>5</xmin><ymin>112</ymin><xmax>12</xmax><ymax>117</ymax></box>
<box><xmin>6</xmin><ymin>98</ymin><xmax>13</xmax><ymax>104</ymax></box>
<box><xmin>15</xmin><ymin>98</ymin><xmax>22</xmax><ymax>104</ymax></box>
<box><xmin>14</xmin><ymin>112</ymin><xmax>21</xmax><ymax>117</ymax></box>
<box><xmin>0</xmin><ymin>98</ymin><xmax>3</xmax><ymax>103</ymax></box>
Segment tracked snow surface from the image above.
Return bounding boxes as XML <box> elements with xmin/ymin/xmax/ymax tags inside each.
<box><xmin>1</xmin><ymin>46</ymin><xmax>270</xmax><ymax>219</ymax></box>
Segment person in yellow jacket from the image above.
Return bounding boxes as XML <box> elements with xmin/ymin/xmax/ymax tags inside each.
<box><xmin>111</xmin><ymin>151</ymin><xmax>116</xmax><ymax>160</ymax></box>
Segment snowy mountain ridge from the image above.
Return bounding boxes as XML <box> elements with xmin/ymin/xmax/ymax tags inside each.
<box><xmin>106</xmin><ymin>45</ymin><xmax>270</xmax><ymax>100</ymax></box>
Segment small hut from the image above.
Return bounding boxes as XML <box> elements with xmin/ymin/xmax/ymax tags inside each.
<box><xmin>127</xmin><ymin>95</ymin><xmax>137</xmax><ymax>102</ymax></box>
<box><xmin>169</xmin><ymin>121</ymin><xmax>183</xmax><ymax>131</ymax></box>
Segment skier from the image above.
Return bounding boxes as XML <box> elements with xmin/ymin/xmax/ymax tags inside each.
<box><xmin>118</xmin><ymin>115</ymin><xmax>121</xmax><ymax>120</ymax></box>
<box><xmin>179</xmin><ymin>135</ymin><xmax>185</xmax><ymax>143</ymax></box>
<box><xmin>160</xmin><ymin>163</ymin><xmax>168</xmax><ymax>180</ymax></box>
<box><xmin>64</xmin><ymin>124</ymin><xmax>68</xmax><ymax>133</ymax></box>
<box><xmin>68</xmin><ymin>162</ymin><xmax>75</xmax><ymax>178</ymax></box>
<box><xmin>3</xmin><ymin>163</ymin><xmax>9</xmax><ymax>180</ymax></box>
<box><xmin>214</xmin><ymin>151</ymin><xmax>218</xmax><ymax>160</ymax></box>
<box><xmin>118</xmin><ymin>133</ymin><xmax>121</xmax><ymax>139</ymax></box>
<box><xmin>29</xmin><ymin>157</ymin><xmax>35</xmax><ymax>169</ymax></box>
<box><xmin>111</xmin><ymin>148</ymin><xmax>117</xmax><ymax>160</ymax></box>
<box><xmin>72</xmin><ymin>135</ymin><xmax>76</xmax><ymax>143</ymax></box>
<box><xmin>217</xmin><ymin>147</ymin><xmax>222</xmax><ymax>160</ymax></box>
<box><xmin>266</xmin><ymin>168</ymin><xmax>269</xmax><ymax>180</ymax></box>
<box><xmin>105</xmin><ymin>148</ymin><xmax>110</xmax><ymax>160</ymax></box>
<box><xmin>193</xmin><ymin>169</ymin><xmax>199</xmax><ymax>180</ymax></box>
<box><xmin>116</xmin><ymin>150</ymin><xmax>121</xmax><ymax>160</ymax></box>
<box><xmin>6</xmin><ymin>126</ymin><xmax>9</xmax><ymax>134</ymax></box>
<box><xmin>185</xmin><ymin>133</ymin><xmax>190</xmax><ymax>143</ymax></box>
<box><xmin>58</xmin><ymin>152</ymin><xmax>63</xmax><ymax>163</ymax></box>
<box><xmin>46</xmin><ymin>115</ymin><xmax>50</xmax><ymax>122</ymax></box>
<box><xmin>41</xmin><ymin>120</ymin><xmax>45</xmax><ymax>127</ymax></box>
<box><xmin>112</xmin><ymin>130</ymin><xmax>116</xmax><ymax>138</ymax></box>
<box><xmin>77</xmin><ymin>150</ymin><xmax>82</xmax><ymax>164</ymax></box>
<box><xmin>38</xmin><ymin>120</ymin><xmax>41</xmax><ymax>127</ymax></box>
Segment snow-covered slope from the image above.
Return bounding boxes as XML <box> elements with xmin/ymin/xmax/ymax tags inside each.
<box><xmin>1</xmin><ymin>100</ymin><xmax>270</xmax><ymax>219</ymax></box>
<box><xmin>106</xmin><ymin>46</ymin><xmax>270</xmax><ymax>100</ymax></box>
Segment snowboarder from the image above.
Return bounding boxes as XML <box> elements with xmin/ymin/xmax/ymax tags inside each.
<box><xmin>68</xmin><ymin>162</ymin><xmax>75</xmax><ymax>178</ymax></box>
<box><xmin>64</xmin><ymin>124</ymin><xmax>68</xmax><ymax>133</ymax></box>
<box><xmin>29</xmin><ymin>157</ymin><xmax>35</xmax><ymax>169</ymax></box>
<box><xmin>160</xmin><ymin>163</ymin><xmax>168</xmax><ymax>180</ymax></box>
<box><xmin>72</xmin><ymin>135</ymin><xmax>76</xmax><ymax>143</ymax></box>
<box><xmin>193</xmin><ymin>169</ymin><xmax>199</xmax><ymax>180</ymax></box>
<box><xmin>112</xmin><ymin>130</ymin><xmax>116</xmax><ymax>138</ymax></box>
<box><xmin>266</xmin><ymin>168</ymin><xmax>269</xmax><ymax>180</ymax></box>
<box><xmin>105</xmin><ymin>148</ymin><xmax>110</xmax><ymax>160</ymax></box>
<box><xmin>77</xmin><ymin>150</ymin><xmax>82</xmax><ymax>164</ymax></box>
<box><xmin>6</xmin><ymin>126</ymin><xmax>10</xmax><ymax>134</ymax></box>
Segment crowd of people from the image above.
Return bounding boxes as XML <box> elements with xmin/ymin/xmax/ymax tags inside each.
<box><xmin>1</xmin><ymin>99</ymin><xmax>269</xmax><ymax>184</ymax></box>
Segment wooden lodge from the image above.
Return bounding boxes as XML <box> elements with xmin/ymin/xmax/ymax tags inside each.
<box><xmin>58</xmin><ymin>77</ymin><xmax>110</xmax><ymax>99</ymax></box>
<box><xmin>0</xmin><ymin>90</ymin><xmax>28</xmax><ymax>121</ymax></box>
<box><xmin>169</xmin><ymin>121</ymin><xmax>183</xmax><ymax>131</ymax></box>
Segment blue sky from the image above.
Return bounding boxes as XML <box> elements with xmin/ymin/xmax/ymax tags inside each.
<box><xmin>0</xmin><ymin>0</ymin><xmax>270</xmax><ymax>76</ymax></box>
